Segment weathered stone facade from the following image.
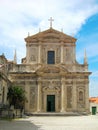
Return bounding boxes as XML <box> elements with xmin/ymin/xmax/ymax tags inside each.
<box><xmin>8</xmin><ymin>27</ymin><xmax>91</xmax><ymax>114</ymax></box>
<box><xmin>0</xmin><ymin>55</ymin><xmax>11</xmax><ymax>106</ymax></box>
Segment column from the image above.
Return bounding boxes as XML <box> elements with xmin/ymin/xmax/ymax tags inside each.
<box><xmin>61</xmin><ymin>77</ymin><xmax>65</xmax><ymax>112</ymax></box>
<box><xmin>72</xmin><ymin>79</ymin><xmax>77</xmax><ymax>112</ymax></box>
<box><xmin>85</xmin><ymin>81</ymin><xmax>90</xmax><ymax>113</ymax></box>
<box><xmin>38</xmin><ymin>44</ymin><xmax>41</xmax><ymax>64</ymax></box>
<box><xmin>25</xmin><ymin>82</ymin><xmax>30</xmax><ymax>112</ymax></box>
<box><xmin>37</xmin><ymin>79</ymin><xmax>42</xmax><ymax>112</ymax></box>
<box><xmin>61</xmin><ymin>44</ymin><xmax>64</xmax><ymax>63</ymax></box>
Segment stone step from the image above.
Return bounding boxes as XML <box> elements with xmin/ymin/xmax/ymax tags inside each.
<box><xmin>25</xmin><ymin>112</ymin><xmax>85</xmax><ymax>116</ymax></box>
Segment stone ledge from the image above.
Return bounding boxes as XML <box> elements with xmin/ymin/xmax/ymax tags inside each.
<box><xmin>25</xmin><ymin>112</ymin><xmax>87</xmax><ymax>116</ymax></box>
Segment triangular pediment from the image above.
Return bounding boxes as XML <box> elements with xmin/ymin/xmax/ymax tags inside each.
<box><xmin>25</xmin><ymin>28</ymin><xmax>77</xmax><ymax>43</ymax></box>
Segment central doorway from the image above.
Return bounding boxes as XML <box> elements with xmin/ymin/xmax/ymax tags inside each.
<box><xmin>47</xmin><ymin>95</ymin><xmax>55</xmax><ymax>112</ymax></box>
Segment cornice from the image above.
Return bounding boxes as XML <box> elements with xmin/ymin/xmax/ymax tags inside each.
<box><xmin>25</xmin><ymin>28</ymin><xmax>77</xmax><ymax>44</ymax></box>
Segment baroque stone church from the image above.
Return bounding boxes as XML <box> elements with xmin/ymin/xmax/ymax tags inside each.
<box><xmin>2</xmin><ymin>18</ymin><xmax>91</xmax><ymax>114</ymax></box>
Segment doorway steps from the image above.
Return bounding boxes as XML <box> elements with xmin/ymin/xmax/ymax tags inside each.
<box><xmin>25</xmin><ymin>112</ymin><xmax>88</xmax><ymax>116</ymax></box>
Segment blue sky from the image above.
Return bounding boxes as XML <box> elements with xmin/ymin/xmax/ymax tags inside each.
<box><xmin>75</xmin><ymin>13</ymin><xmax>98</xmax><ymax>97</ymax></box>
<box><xmin>0</xmin><ymin>0</ymin><xmax>98</xmax><ymax>97</ymax></box>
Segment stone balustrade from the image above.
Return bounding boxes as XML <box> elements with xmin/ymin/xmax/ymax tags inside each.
<box><xmin>9</xmin><ymin>63</ymin><xmax>88</xmax><ymax>73</ymax></box>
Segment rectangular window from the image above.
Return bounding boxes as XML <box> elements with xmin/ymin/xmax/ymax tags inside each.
<box><xmin>47</xmin><ymin>51</ymin><xmax>55</xmax><ymax>64</ymax></box>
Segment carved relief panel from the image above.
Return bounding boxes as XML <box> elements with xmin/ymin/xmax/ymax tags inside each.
<box><xmin>41</xmin><ymin>80</ymin><xmax>61</xmax><ymax>112</ymax></box>
<box><xmin>29</xmin><ymin>85</ymin><xmax>37</xmax><ymax>111</ymax></box>
<box><xmin>56</xmin><ymin>46</ymin><xmax>61</xmax><ymax>64</ymax></box>
<box><xmin>67</xmin><ymin>86</ymin><xmax>72</xmax><ymax>108</ymax></box>
<box><xmin>77</xmin><ymin>86</ymin><xmax>85</xmax><ymax>108</ymax></box>
<box><xmin>64</xmin><ymin>47</ymin><xmax>74</xmax><ymax>63</ymax></box>
<box><xmin>29</xmin><ymin>47</ymin><xmax>38</xmax><ymax>63</ymax></box>
<box><xmin>42</xmin><ymin>46</ymin><xmax>46</xmax><ymax>63</ymax></box>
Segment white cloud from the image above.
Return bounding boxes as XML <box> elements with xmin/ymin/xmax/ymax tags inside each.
<box><xmin>89</xmin><ymin>76</ymin><xmax>98</xmax><ymax>97</ymax></box>
<box><xmin>91</xmin><ymin>71</ymin><xmax>98</xmax><ymax>77</ymax></box>
<box><xmin>0</xmin><ymin>0</ymin><xmax>98</xmax><ymax>97</ymax></box>
<box><xmin>76</xmin><ymin>41</ymin><xmax>98</xmax><ymax>63</ymax></box>
<box><xmin>0</xmin><ymin>0</ymin><xmax>98</xmax><ymax>63</ymax></box>
<box><xmin>0</xmin><ymin>0</ymin><xmax>98</xmax><ymax>32</ymax></box>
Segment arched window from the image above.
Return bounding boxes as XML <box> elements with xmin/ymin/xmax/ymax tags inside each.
<box><xmin>79</xmin><ymin>91</ymin><xmax>83</xmax><ymax>101</ymax></box>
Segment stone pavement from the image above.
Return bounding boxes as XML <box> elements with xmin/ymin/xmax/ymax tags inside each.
<box><xmin>0</xmin><ymin>115</ymin><xmax>98</xmax><ymax>130</ymax></box>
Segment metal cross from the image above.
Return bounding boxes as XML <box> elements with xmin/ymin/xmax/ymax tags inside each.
<box><xmin>48</xmin><ymin>17</ymin><xmax>54</xmax><ymax>28</ymax></box>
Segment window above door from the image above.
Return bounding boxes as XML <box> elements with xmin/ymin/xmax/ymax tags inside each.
<box><xmin>47</xmin><ymin>51</ymin><xmax>55</xmax><ymax>64</ymax></box>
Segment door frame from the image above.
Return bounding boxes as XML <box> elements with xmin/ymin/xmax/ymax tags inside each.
<box><xmin>47</xmin><ymin>95</ymin><xmax>55</xmax><ymax>112</ymax></box>
<box><xmin>92</xmin><ymin>106</ymin><xmax>97</xmax><ymax>115</ymax></box>
<box><xmin>43</xmin><ymin>91</ymin><xmax>59</xmax><ymax>112</ymax></box>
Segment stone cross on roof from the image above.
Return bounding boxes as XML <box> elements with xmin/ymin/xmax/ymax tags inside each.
<box><xmin>48</xmin><ymin>17</ymin><xmax>54</xmax><ymax>28</ymax></box>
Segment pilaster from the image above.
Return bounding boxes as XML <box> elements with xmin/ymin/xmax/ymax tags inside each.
<box><xmin>26</xmin><ymin>45</ymin><xmax>30</xmax><ymax>63</ymax></box>
<box><xmin>37</xmin><ymin>78</ymin><xmax>42</xmax><ymax>112</ymax></box>
<box><xmin>85</xmin><ymin>80</ymin><xmax>90</xmax><ymax>113</ymax></box>
<box><xmin>72</xmin><ymin>79</ymin><xmax>77</xmax><ymax>112</ymax></box>
<box><xmin>25</xmin><ymin>82</ymin><xmax>30</xmax><ymax>112</ymax></box>
<box><xmin>61</xmin><ymin>44</ymin><xmax>64</xmax><ymax>63</ymax></box>
<box><xmin>38</xmin><ymin>44</ymin><xmax>41</xmax><ymax>64</ymax></box>
<box><xmin>61</xmin><ymin>77</ymin><xmax>65</xmax><ymax>112</ymax></box>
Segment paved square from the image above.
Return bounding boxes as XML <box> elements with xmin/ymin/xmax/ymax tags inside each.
<box><xmin>0</xmin><ymin>115</ymin><xmax>98</xmax><ymax>130</ymax></box>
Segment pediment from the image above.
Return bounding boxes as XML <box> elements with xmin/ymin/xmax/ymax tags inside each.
<box><xmin>36</xmin><ymin>65</ymin><xmax>60</xmax><ymax>73</ymax></box>
<box><xmin>25</xmin><ymin>28</ymin><xmax>77</xmax><ymax>43</ymax></box>
<box><xmin>36</xmin><ymin>65</ymin><xmax>69</xmax><ymax>74</ymax></box>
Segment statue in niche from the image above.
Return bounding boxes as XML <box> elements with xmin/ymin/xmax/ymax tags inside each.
<box><xmin>30</xmin><ymin>54</ymin><xmax>36</xmax><ymax>61</ymax></box>
<box><xmin>79</xmin><ymin>91</ymin><xmax>83</xmax><ymax>101</ymax></box>
<box><xmin>30</xmin><ymin>48</ymin><xmax>37</xmax><ymax>61</ymax></box>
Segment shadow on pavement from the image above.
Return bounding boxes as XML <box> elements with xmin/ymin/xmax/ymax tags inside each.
<box><xmin>0</xmin><ymin>119</ymin><xmax>42</xmax><ymax>130</ymax></box>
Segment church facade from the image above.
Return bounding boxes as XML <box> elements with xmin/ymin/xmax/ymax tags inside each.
<box><xmin>8</xmin><ymin>24</ymin><xmax>91</xmax><ymax>114</ymax></box>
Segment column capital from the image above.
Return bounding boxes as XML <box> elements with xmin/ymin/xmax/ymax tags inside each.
<box><xmin>60</xmin><ymin>42</ymin><xmax>64</xmax><ymax>45</ymax></box>
<box><xmin>38</xmin><ymin>77</ymin><xmax>41</xmax><ymax>81</ymax></box>
<box><xmin>61</xmin><ymin>77</ymin><xmax>65</xmax><ymax>83</ymax></box>
<box><xmin>38</xmin><ymin>80</ymin><xmax>42</xmax><ymax>84</ymax></box>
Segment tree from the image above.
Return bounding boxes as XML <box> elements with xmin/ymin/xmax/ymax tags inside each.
<box><xmin>7</xmin><ymin>86</ymin><xmax>26</xmax><ymax>110</ymax></box>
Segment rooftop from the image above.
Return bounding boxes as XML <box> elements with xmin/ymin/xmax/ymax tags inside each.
<box><xmin>89</xmin><ymin>97</ymin><xmax>98</xmax><ymax>104</ymax></box>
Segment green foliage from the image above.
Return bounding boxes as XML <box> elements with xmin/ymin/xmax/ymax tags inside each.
<box><xmin>7</xmin><ymin>86</ymin><xmax>26</xmax><ymax>109</ymax></box>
